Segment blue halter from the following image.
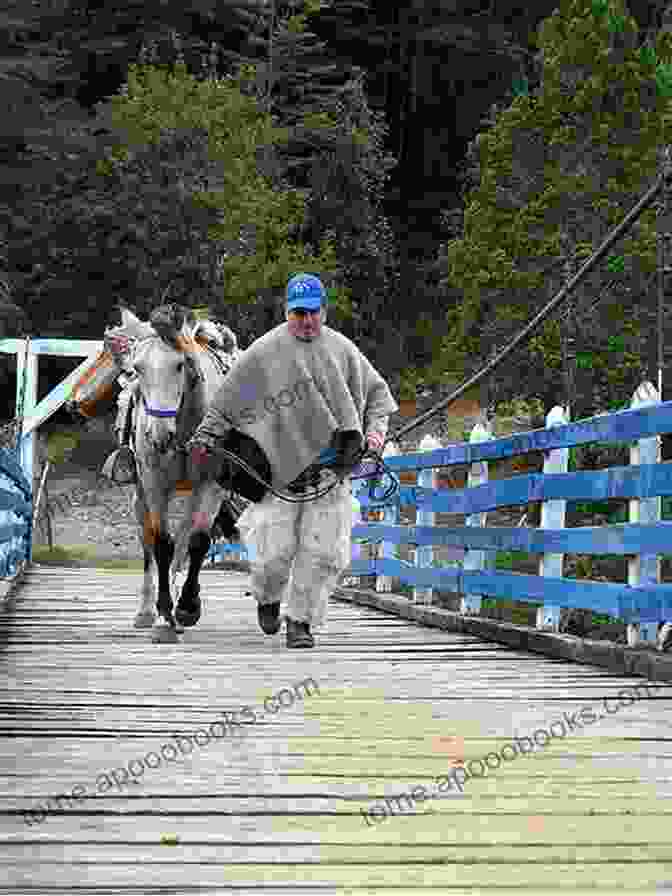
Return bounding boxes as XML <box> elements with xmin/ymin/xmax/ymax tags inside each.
<box><xmin>135</xmin><ymin>334</ymin><xmax>204</xmax><ymax>420</ymax></box>
<box><xmin>142</xmin><ymin>398</ymin><xmax>180</xmax><ymax>418</ymax></box>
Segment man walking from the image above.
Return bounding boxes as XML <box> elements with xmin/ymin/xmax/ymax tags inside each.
<box><xmin>188</xmin><ymin>273</ymin><xmax>397</xmax><ymax>648</ymax></box>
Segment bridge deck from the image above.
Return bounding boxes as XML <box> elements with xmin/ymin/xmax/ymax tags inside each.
<box><xmin>1</xmin><ymin>565</ymin><xmax>672</xmax><ymax>893</ymax></box>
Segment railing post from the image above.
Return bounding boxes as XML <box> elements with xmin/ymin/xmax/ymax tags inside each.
<box><xmin>413</xmin><ymin>435</ymin><xmax>441</xmax><ymax>605</ymax></box>
<box><xmin>16</xmin><ymin>340</ymin><xmax>38</xmax><ymax>493</ymax></box>
<box><xmin>16</xmin><ymin>340</ymin><xmax>38</xmax><ymax>561</ymax></box>
<box><xmin>460</xmin><ymin>421</ymin><xmax>493</xmax><ymax>615</ymax></box>
<box><xmin>627</xmin><ymin>381</ymin><xmax>662</xmax><ymax>646</ymax></box>
<box><xmin>375</xmin><ymin>440</ymin><xmax>399</xmax><ymax>594</ymax></box>
<box><xmin>343</xmin><ymin>485</ymin><xmax>363</xmax><ymax>588</ymax></box>
<box><xmin>536</xmin><ymin>405</ymin><xmax>569</xmax><ymax>631</ymax></box>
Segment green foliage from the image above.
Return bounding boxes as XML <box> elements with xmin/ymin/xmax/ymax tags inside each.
<box><xmin>437</xmin><ymin>0</ymin><xmax>671</xmax><ymax>414</ymax></box>
<box><xmin>663</xmin><ymin>496</ymin><xmax>672</xmax><ymax>519</ymax></box>
<box><xmin>12</xmin><ymin>61</ymin><xmax>345</xmax><ymax>338</ymax></box>
<box><xmin>571</xmin><ymin>500</ymin><xmax>628</xmax><ymax>522</ymax></box>
<box><xmin>105</xmin><ymin>62</ymin><xmax>340</xmax><ymax>307</ymax></box>
<box><xmin>46</xmin><ymin>429</ymin><xmax>81</xmax><ymax>465</ymax></box>
<box><xmin>398</xmin><ymin>369</ymin><xmax>420</xmax><ymax>400</ymax></box>
<box><xmin>492</xmin><ymin>396</ymin><xmax>545</xmax><ymax>424</ymax></box>
<box><xmin>262</xmin><ymin>5</ymin><xmax>399</xmax><ymax>366</ymax></box>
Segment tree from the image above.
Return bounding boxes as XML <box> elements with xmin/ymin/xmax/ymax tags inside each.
<box><xmin>98</xmin><ymin>61</ymin><xmax>342</xmax><ymax>332</ymax></box>
<box><xmin>253</xmin><ymin>2</ymin><xmax>401</xmax><ymax>371</ymax></box>
<box><xmin>8</xmin><ymin>58</ymin><xmax>344</xmax><ymax>347</ymax></box>
<box><xmin>436</xmin><ymin>0</ymin><xmax>672</xmax><ymax>415</ymax></box>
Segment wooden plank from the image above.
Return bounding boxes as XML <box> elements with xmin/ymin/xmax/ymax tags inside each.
<box><xmin>382</xmin><ymin>401</ymin><xmax>672</xmax><ymax>469</ymax></box>
<box><xmin>0</xmin><ymin>339</ymin><xmax>22</xmax><ymax>355</ymax></box>
<box><xmin>2</xmin><ymin>862</ymin><xmax>672</xmax><ymax>889</ymax></box>
<box><xmin>353</xmin><ymin>521</ymin><xmax>672</xmax><ymax>555</ymax></box>
<box><xmin>27</xmin><ymin>339</ymin><xmax>103</xmax><ymax>357</ymax></box>
<box><xmin>20</xmin><ymin>352</ymin><xmax>102</xmax><ymax>437</ymax></box>
<box><xmin>359</xmin><ymin>463</ymin><xmax>672</xmax><ymax>514</ymax></box>
<box><xmin>1</xmin><ymin>567</ymin><xmax>671</xmax><ymax>890</ymax></box>
<box><xmin>3</xmin><ymin>842</ymin><xmax>672</xmax><ymax>863</ymax></box>
<box><xmin>346</xmin><ymin>558</ymin><xmax>672</xmax><ymax>620</ymax></box>
<box><xmin>4</xmin><ymin>812</ymin><xmax>672</xmax><ymax>841</ymax></box>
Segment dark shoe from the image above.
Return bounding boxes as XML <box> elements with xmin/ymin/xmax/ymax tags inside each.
<box><xmin>286</xmin><ymin>617</ymin><xmax>314</xmax><ymax>648</ymax></box>
<box><xmin>257</xmin><ymin>601</ymin><xmax>281</xmax><ymax>635</ymax></box>
<box><xmin>175</xmin><ymin>584</ymin><xmax>201</xmax><ymax>627</ymax></box>
<box><xmin>659</xmin><ymin>622</ymin><xmax>672</xmax><ymax>652</ymax></box>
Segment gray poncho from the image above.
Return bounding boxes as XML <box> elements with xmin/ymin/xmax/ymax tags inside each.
<box><xmin>192</xmin><ymin>323</ymin><xmax>398</xmax><ymax>488</ymax></box>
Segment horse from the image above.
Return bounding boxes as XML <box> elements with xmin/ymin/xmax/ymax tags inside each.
<box><xmin>69</xmin><ymin>307</ymin><xmax>240</xmax><ymax>422</ymax></box>
<box><xmin>68</xmin><ymin>306</ymin><xmax>239</xmax><ymax>642</ymax></box>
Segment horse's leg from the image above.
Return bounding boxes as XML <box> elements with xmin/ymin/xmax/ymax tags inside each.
<box><xmin>132</xmin><ymin>487</ymin><xmax>157</xmax><ymax>628</ymax></box>
<box><xmin>170</xmin><ymin>512</ymin><xmax>193</xmax><ymax>593</ymax></box>
<box><xmin>147</xmin><ymin>493</ymin><xmax>179</xmax><ymax>643</ymax></box>
<box><xmin>175</xmin><ymin>483</ymin><xmax>223</xmax><ymax>628</ymax></box>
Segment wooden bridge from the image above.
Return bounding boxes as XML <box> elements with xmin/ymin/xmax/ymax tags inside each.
<box><xmin>2</xmin><ymin>564</ymin><xmax>672</xmax><ymax>892</ymax></box>
<box><xmin>1</xmin><ymin>338</ymin><xmax>672</xmax><ymax>890</ymax></box>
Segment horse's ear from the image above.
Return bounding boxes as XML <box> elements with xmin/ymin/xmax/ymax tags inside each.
<box><xmin>178</xmin><ymin>308</ymin><xmax>198</xmax><ymax>341</ymax></box>
<box><xmin>120</xmin><ymin>307</ymin><xmax>140</xmax><ymax>328</ymax></box>
<box><xmin>120</xmin><ymin>308</ymin><xmax>153</xmax><ymax>341</ymax></box>
<box><xmin>119</xmin><ymin>308</ymin><xmax>140</xmax><ymax>331</ymax></box>
<box><xmin>177</xmin><ymin>316</ymin><xmax>199</xmax><ymax>352</ymax></box>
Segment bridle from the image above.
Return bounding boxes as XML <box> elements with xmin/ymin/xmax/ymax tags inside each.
<box><xmin>130</xmin><ymin>334</ymin><xmax>205</xmax><ymax>451</ymax></box>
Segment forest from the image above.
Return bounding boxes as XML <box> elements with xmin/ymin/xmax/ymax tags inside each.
<box><xmin>2</xmin><ymin>0</ymin><xmax>672</xmax><ymax>422</ymax></box>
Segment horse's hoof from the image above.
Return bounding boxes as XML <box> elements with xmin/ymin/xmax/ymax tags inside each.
<box><xmin>175</xmin><ymin>585</ymin><xmax>201</xmax><ymax>628</ymax></box>
<box><xmin>174</xmin><ymin>605</ymin><xmax>201</xmax><ymax>627</ymax></box>
<box><xmin>151</xmin><ymin>616</ymin><xmax>179</xmax><ymax>643</ymax></box>
<box><xmin>134</xmin><ymin>609</ymin><xmax>157</xmax><ymax>628</ymax></box>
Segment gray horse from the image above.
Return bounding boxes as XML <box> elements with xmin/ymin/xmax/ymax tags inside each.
<box><xmin>113</xmin><ymin>305</ymin><xmax>232</xmax><ymax>643</ymax></box>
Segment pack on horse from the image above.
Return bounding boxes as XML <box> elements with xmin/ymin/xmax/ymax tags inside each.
<box><xmin>68</xmin><ymin>305</ymin><xmax>243</xmax><ymax>642</ymax></box>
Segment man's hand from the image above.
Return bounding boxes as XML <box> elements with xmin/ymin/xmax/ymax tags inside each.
<box><xmin>330</xmin><ymin>430</ymin><xmax>365</xmax><ymax>476</ymax></box>
<box><xmin>190</xmin><ymin>442</ymin><xmax>212</xmax><ymax>467</ymax></box>
<box><xmin>365</xmin><ymin>431</ymin><xmax>385</xmax><ymax>455</ymax></box>
<box><xmin>106</xmin><ymin>334</ymin><xmax>130</xmax><ymax>355</ymax></box>
<box><xmin>188</xmin><ymin>440</ymin><xmax>221</xmax><ymax>485</ymax></box>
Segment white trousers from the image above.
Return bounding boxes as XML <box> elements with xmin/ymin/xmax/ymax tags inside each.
<box><xmin>237</xmin><ymin>478</ymin><xmax>352</xmax><ymax>628</ymax></box>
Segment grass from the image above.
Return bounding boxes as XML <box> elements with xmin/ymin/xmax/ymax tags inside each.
<box><xmin>495</xmin><ymin>549</ymin><xmax>535</xmax><ymax>569</ymax></box>
<box><xmin>32</xmin><ymin>543</ymin><xmax>251</xmax><ymax>573</ymax></box>
<box><xmin>45</xmin><ymin>429</ymin><xmax>83</xmax><ymax>465</ymax></box>
<box><xmin>31</xmin><ymin>543</ymin><xmax>144</xmax><ymax>570</ymax></box>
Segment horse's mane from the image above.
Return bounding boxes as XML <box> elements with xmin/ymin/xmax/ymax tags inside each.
<box><xmin>148</xmin><ymin>304</ymin><xmax>237</xmax><ymax>354</ymax></box>
<box><xmin>149</xmin><ymin>304</ymin><xmax>194</xmax><ymax>348</ymax></box>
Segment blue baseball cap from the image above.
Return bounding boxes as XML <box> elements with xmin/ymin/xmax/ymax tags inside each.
<box><xmin>286</xmin><ymin>273</ymin><xmax>326</xmax><ymax>311</ymax></box>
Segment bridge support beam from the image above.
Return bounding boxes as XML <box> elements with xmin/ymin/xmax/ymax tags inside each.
<box><xmin>375</xmin><ymin>441</ymin><xmax>399</xmax><ymax>594</ymax></box>
<box><xmin>413</xmin><ymin>435</ymin><xmax>441</xmax><ymax>604</ymax></box>
<box><xmin>461</xmin><ymin>421</ymin><xmax>493</xmax><ymax>615</ymax></box>
<box><xmin>627</xmin><ymin>382</ymin><xmax>661</xmax><ymax>647</ymax></box>
<box><xmin>536</xmin><ymin>406</ymin><xmax>569</xmax><ymax>631</ymax></box>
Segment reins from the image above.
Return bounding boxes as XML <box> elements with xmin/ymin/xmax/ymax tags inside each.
<box><xmin>122</xmin><ymin>331</ymin><xmax>399</xmax><ymax>505</ymax></box>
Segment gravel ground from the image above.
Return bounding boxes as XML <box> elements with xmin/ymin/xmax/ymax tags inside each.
<box><xmin>31</xmin><ymin>417</ymin><xmax>200</xmax><ymax>562</ymax></box>
<box><xmin>35</xmin><ymin>472</ymin><xmax>193</xmax><ymax>562</ymax></box>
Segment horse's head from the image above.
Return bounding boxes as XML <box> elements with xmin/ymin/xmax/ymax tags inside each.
<box><xmin>133</xmin><ymin>304</ymin><xmax>204</xmax><ymax>455</ymax></box>
<box><xmin>67</xmin><ymin>308</ymin><xmax>151</xmax><ymax>418</ymax></box>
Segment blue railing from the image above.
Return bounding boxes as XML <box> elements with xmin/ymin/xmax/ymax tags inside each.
<box><xmin>0</xmin><ymin>447</ymin><xmax>32</xmax><ymax>578</ymax></box>
<box><xmin>206</xmin><ymin>541</ymin><xmax>252</xmax><ymax>565</ymax></box>
<box><xmin>343</xmin><ymin>383</ymin><xmax>672</xmax><ymax>644</ymax></box>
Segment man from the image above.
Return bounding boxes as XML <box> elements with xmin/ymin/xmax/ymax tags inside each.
<box><xmin>188</xmin><ymin>273</ymin><xmax>397</xmax><ymax>648</ymax></box>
